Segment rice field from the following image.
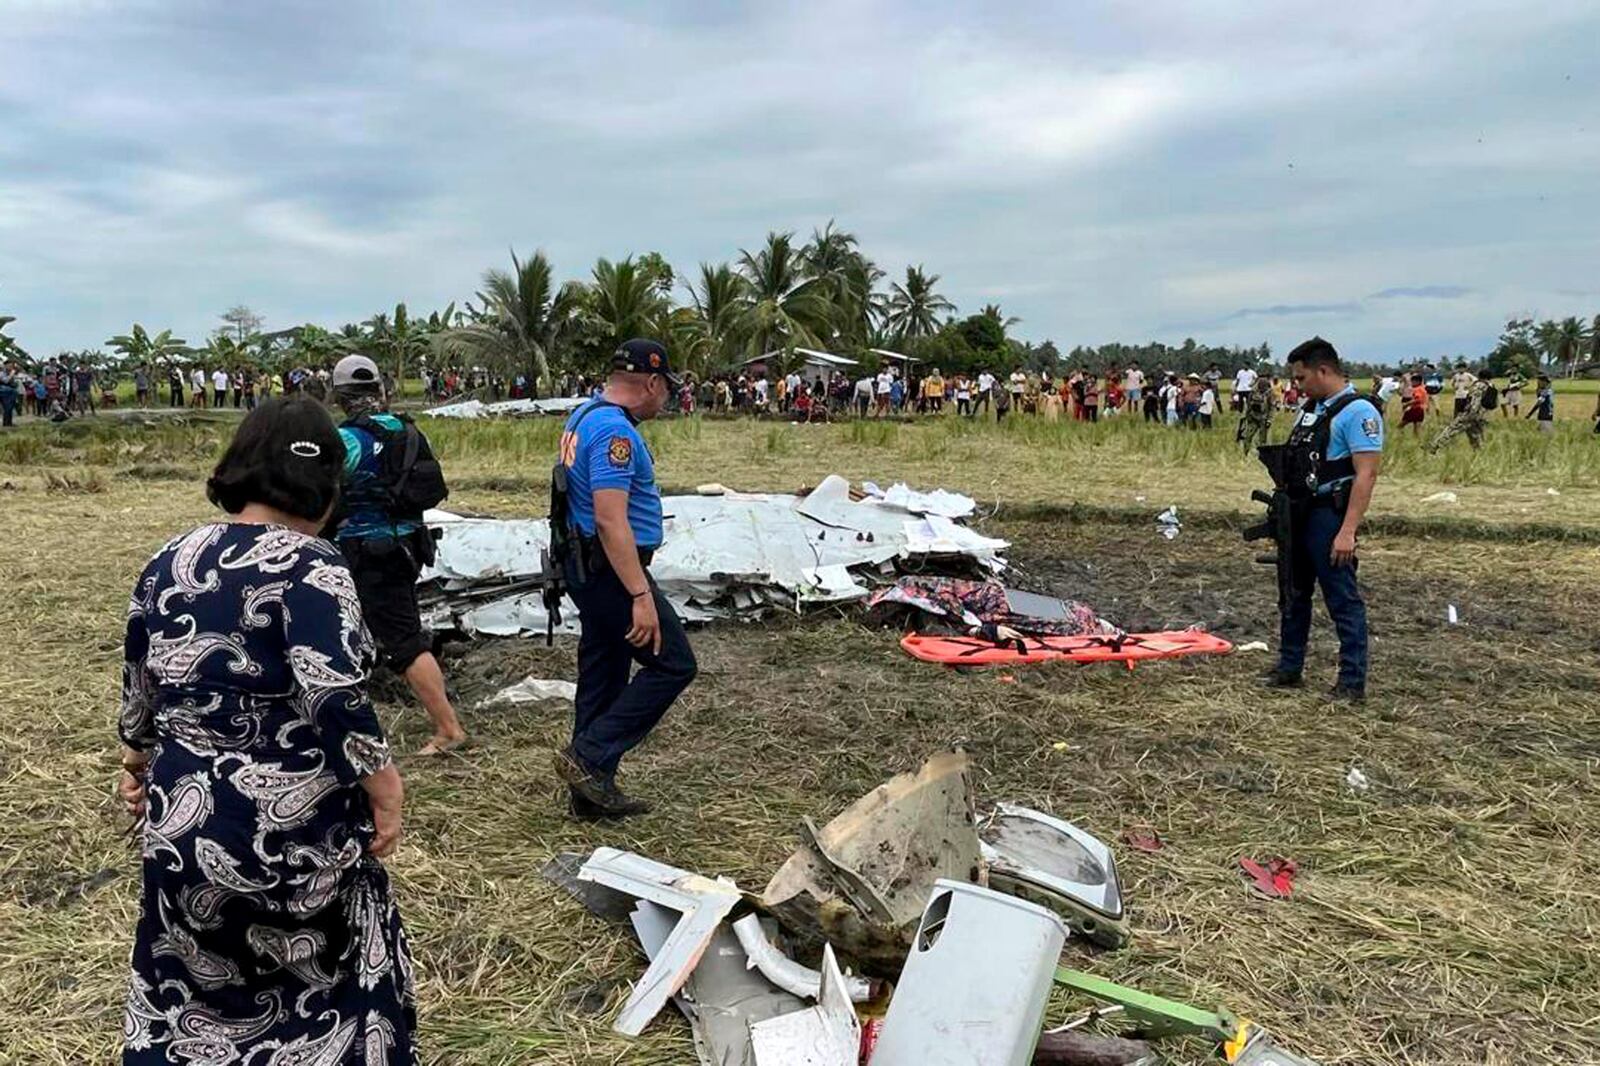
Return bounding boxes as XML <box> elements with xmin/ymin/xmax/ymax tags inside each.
<box><xmin>1</xmin><ymin>409</ymin><xmax>1597</xmax><ymax>1064</ymax></box>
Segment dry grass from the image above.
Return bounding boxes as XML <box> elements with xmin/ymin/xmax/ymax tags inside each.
<box><xmin>0</xmin><ymin>418</ymin><xmax>1597</xmax><ymax>1064</ymax></box>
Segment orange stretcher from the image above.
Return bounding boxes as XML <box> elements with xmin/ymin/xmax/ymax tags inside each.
<box><xmin>900</xmin><ymin>629</ymin><xmax>1234</xmax><ymax>668</ymax></box>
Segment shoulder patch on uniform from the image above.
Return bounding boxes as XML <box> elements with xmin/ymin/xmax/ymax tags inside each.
<box><xmin>607</xmin><ymin>435</ymin><xmax>633</xmax><ymax>468</ymax></box>
<box><xmin>1361</xmin><ymin>417</ymin><xmax>1380</xmax><ymax>439</ymax></box>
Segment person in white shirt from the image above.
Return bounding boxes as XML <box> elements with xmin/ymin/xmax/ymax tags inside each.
<box><xmin>1008</xmin><ymin>370</ymin><xmax>1026</xmax><ymax>398</ymax></box>
<box><xmin>875</xmin><ymin>369</ymin><xmax>894</xmax><ymax>416</ymax></box>
<box><xmin>1161</xmin><ymin>376</ymin><xmax>1180</xmax><ymax>426</ymax></box>
<box><xmin>1232</xmin><ymin>366</ymin><xmax>1258</xmax><ymax>412</ymax></box>
<box><xmin>1376</xmin><ymin>375</ymin><xmax>1400</xmax><ymax>406</ymax></box>
<box><xmin>211</xmin><ymin>367</ymin><xmax>230</xmax><ymax>408</ymax></box>
<box><xmin>189</xmin><ymin>367</ymin><xmax>206</xmax><ymax>408</ymax></box>
<box><xmin>1450</xmin><ymin>368</ymin><xmax>1475</xmax><ymax>417</ymax></box>
<box><xmin>853</xmin><ymin>376</ymin><xmax>873</xmax><ymax>417</ymax></box>
<box><xmin>975</xmin><ymin>371</ymin><xmax>995</xmax><ymax>416</ymax></box>
<box><xmin>1123</xmin><ymin>365</ymin><xmax>1145</xmax><ymax>413</ymax></box>
<box><xmin>1198</xmin><ymin>384</ymin><xmax>1218</xmax><ymax>428</ymax></box>
<box><xmin>754</xmin><ymin>375</ymin><xmax>770</xmax><ymax>408</ymax></box>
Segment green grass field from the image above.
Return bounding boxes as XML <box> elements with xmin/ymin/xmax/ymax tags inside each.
<box><xmin>1</xmin><ymin>409</ymin><xmax>1597</xmax><ymax>1064</ymax></box>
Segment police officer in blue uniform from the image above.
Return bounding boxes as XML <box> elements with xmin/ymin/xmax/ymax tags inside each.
<box><xmin>553</xmin><ymin>338</ymin><xmax>696</xmax><ymax>817</ymax></box>
<box><xmin>1262</xmin><ymin>338</ymin><xmax>1383</xmax><ymax>701</ymax></box>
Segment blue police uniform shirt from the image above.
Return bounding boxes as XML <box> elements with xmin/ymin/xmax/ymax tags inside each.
<box><xmin>1312</xmin><ymin>384</ymin><xmax>1383</xmax><ymax>494</ymax></box>
<box><xmin>561</xmin><ymin>399</ymin><xmax>664</xmax><ymax>548</ymax></box>
<box><xmin>336</xmin><ymin>414</ymin><xmax>421</xmax><ymax>541</ymax></box>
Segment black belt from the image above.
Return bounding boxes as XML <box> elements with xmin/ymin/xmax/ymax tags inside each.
<box><xmin>578</xmin><ymin>536</ymin><xmax>656</xmax><ymax>570</ymax></box>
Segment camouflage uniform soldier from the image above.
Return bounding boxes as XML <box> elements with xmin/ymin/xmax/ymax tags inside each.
<box><xmin>1427</xmin><ymin>374</ymin><xmax>1490</xmax><ymax>452</ymax></box>
<box><xmin>1238</xmin><ymin>375</ymin><xmax>1276</xmax><ymax>451</ymax></box>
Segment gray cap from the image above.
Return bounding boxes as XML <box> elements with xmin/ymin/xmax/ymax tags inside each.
<box><xmin>331</xmin><ymin>354</ymin><xmax>382</xmax><ymax>388</ymax></box>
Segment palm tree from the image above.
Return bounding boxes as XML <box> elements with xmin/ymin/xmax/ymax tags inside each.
<box><xmin>590</xmin><ymin>256</ymin><xmax>669</xmax><ymax>346</ymax></box>
<box><xmin>886</xmin><ymin>266</ymin><xmax>955</xmax><ymax>342</ymax></box>
<box><xmin>439</xmin><ymin>251</ymin><xmax>582</xmax><ymax>387</ymax></box>
<box><xmin>737</xmin><ymin>231</ymin><xmax>836</xmax><ymax>360</ymax></box>
<box><xmin>0</xmin><ymin>314</ymin><xmax>23</xmax><ymax>362</ymax></box>
<box><xmin>684</xmin><ymin>262</ymin><xmax>751</xmax><ymax>371</ymax></box>
<box><xmin>1537</xmin><ymin>316</ymin><xmax>1591</xmax><ymax>378</ymax></box>
<box><xmin>107</xmin><ymin>324</ymin><xmax>188</xmax><ymax>369</ymax></box>
<box><xmin>979</xmin><ymin>303</ymin><xmax>1021</xmax><ymax>332</ymax></box>
<box><xmin>364</xmin><ymin>302</ymin><xmax>438</xmax><ymax>394</ymax></box>
<box><xmin>802</xmin><ymin>220</ymin><xmax>885</xmax><ymax>348</ymax></box>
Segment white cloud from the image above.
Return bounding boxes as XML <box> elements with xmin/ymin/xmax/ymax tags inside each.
<box><xmin>0</xmin><ymin>0</ymin><xmax>1595</xmax><ymax>360</ymax></box>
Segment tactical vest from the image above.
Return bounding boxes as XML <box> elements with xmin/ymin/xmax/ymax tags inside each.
<box><xmin>1281</xmin><ymin>393</ymin><xmax>1370</xmax><ymax>502</ymax></box>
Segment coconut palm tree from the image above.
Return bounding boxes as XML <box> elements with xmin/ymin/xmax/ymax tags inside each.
<box><xmin>802</xmin><ymin>220</ymin><xmax>885</xmax><ymax>348</ymax></box>
<box><xmin>439</xmin><ymin>251</ymin><xmax>582</xmax><ymax>386</ymax></box>
<box><xmin>979</xmin><ymin>303</ymin><xmax>1021</xmax><ymax>332</ymax></box>
<box><xmin>589</xmin><ymin>256</ymin><xmax>670</xmax><ymax>346</ymax></box>
<box><xmin>1537</xmin><ymin>316</ymin><xmax>1591</xmax><ymax>378</ymax></box>
<box><xmin>737</xmin><ymin>231</ymin><xmax>836</xmax><ymax>360</ymax></box>
<box><xmin>886</xmin><ymin>266</ymin><xmax>955</xmax><ymax>342</ymax></box>
<box><xmin>684</xmin><ymin>262</ymin><xmax>751</xmax><ymax>371</ymax></box>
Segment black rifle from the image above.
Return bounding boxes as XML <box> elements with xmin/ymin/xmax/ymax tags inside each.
<box><xmin>1242</xmin><ymin>444</ymin><xmax>1297</xmax><ymax>617</ymax></box>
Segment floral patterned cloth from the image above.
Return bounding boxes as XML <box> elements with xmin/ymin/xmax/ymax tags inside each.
<box><xmin>866</xmin><ymin>576</ymin><xmax>1114</xmax><ymax>637</ymax></box>
<box><xmin>120</xmin><ymin>523</ymin><xmax>417</xmax><ymax>1065</ymax></box>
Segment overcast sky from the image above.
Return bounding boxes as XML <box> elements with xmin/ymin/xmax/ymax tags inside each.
<box><xmin>2</xmin><ymin>0</ymin><xmax>1596</xmax><ymax>361</ymax></box>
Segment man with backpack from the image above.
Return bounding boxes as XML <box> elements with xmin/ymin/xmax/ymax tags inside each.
<box><xmin>330</xmin><ymin>354</ymin><xmax>467</xmax><ymax>757</ymax></box>
<box><xmin>548</xmin><ymin>338</ymin><xmax>697</xmax><ymax>819</ymax></box>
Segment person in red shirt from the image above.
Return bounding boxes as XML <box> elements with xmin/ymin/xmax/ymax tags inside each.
<box><xmin>1104</xmin><ymin>376</ymin><xmax>1123</xmax><ymax>414</ymax></box>
<box><xmin>1401</xmin><ymin>374</ymin><xmax>1429</xmax><ymax>437</ymax></box>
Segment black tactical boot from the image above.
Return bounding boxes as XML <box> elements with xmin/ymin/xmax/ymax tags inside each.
<box><xmin>554</xmin><ymin>746</ymin><xmax>653</xmax><ymax>817</ymax></box>
<box><xmin>1260</xmin><ymin>668</ymin><xmax>1304</xmax><ymax>689</ymax></box>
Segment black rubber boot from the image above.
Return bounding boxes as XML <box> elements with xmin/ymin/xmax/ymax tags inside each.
<box><xmin>1326</xmin><ymin>683</ymin><xmax>1367</xmax><ymax>703</ymax></box>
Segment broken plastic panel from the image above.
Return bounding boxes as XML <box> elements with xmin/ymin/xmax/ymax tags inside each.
<box><xmin>872</xmin><ymin>880</ymin><xmax>1069</xmax><ymax>1066</ymax></box>
<box><xmin>979</xmin><ymin>803</ymin><xmax>1129</xmax><ymax>949</ymax></box>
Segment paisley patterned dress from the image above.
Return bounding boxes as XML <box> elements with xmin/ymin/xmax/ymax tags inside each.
<box><xmin>120</xmin><ymin>523</ymin><xmax>417</xmax><ymax>1065</ymax></box>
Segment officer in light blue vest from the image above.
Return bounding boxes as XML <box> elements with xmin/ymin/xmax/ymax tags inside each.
<box><xmin>552</xmin><ymin>339</ymin><xmax>696</xmax><ymax>818</ymax></box>
<box><xmin>1262</xmin><ymin>338</ymin><xmax>1383</xmax><ymax>701</ymax></box>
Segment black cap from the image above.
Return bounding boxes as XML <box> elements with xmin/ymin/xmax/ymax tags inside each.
<box><xmin>612</xmin><ymin>338</ymin><xmax>681</xmax><ymax>387</ymax></box>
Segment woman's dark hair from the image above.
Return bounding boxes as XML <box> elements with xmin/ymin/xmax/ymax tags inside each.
<box><xmin>206</xmin><ymin>397</ymin><xmax>343</xmax><ymax>520</ymax></box>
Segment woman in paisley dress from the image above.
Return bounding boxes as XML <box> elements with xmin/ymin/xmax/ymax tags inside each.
<box><xmin>117</xmin><ymin>397</ymin><xmax>417</xmax><ymax>1064</ymax></box>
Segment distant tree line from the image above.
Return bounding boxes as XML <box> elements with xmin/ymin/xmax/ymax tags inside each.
<box><xmin>4</xmin><ymin>238</ymin><xmax>1598</xmax><ymax>392</ymax></box>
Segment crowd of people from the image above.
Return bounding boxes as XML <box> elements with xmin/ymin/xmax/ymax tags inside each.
<box><xmin>2</xmin><ymin>352</ymin><xmax>1595</xmax><ymax>441</ymax></box>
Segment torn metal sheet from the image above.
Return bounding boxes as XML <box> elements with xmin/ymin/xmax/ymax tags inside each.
<box><xmin>422</xmin><ymin>395</ymin><xmax>587</xmax><ymax>419</ymax></box>
<box><xmin>861</xmin><ymin>480</ymin><xmax>978</xmax><ymax>519</ymax></box>
<box><xmin>540</xmin><ymin>851</ymin><xmax>637</xmax><ymax>923</ymax></box>
<box><xmin>632</xmin><ymin>904</ymin><xmax>806</xmax><ymax>1066</ymax></box>
<box><xmin>578</xmin><ymin>848</ymin><xmax>742</xmax><ymax>1037</ymax></box>
<box><xmin>729</xmin><ymin>915</ymin><xmax>873</xmax><ymax>1004</ymax></box>
<box><xmin>761</xmin><ymin>751</ymin><xmax>982</xmax><ymax>975</ymax></box>
<box><xmin>748</xmin><ymin>944</ymin><xmax>860</xmax><ymax>1066</ymax></box>
<box><xmin>418</xmin><ymin>479</ymin><xmax>1009</xmax><ymax>638</ymax></box>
